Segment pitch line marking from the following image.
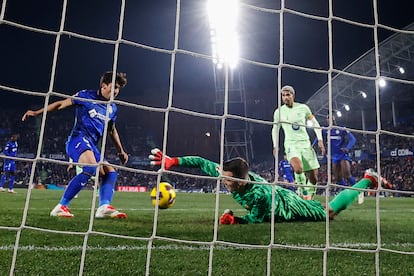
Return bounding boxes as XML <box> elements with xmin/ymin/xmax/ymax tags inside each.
<box><xmin>0</xmin><ymin>243</ymin><xmax>413</xmax><ymax>252</ymax></box>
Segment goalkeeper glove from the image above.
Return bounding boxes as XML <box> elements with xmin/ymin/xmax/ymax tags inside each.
<box><xmin>220</xmin><ymin>209</ymin><xmax>237</xmax><ymax>225</ymax></box>
<box><xmin>149</xmin><ymin>148</ymin><xmax>179</xmax><ymax>170</ymax></box>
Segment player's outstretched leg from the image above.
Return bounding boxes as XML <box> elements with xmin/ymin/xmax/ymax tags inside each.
<box><xmin>50</xmin><ymin>168</ymin><xmax>93</xmax><ymax>218</ymax></box>
<box><xmin>95</xmin><ymin>171</ymin><xmax>126</xmax><ymax>219</ymax></box>
<box><xmin>328</xmin><ymin>168</ymin><xmax>392</xmax><ymax>219</ymax></box>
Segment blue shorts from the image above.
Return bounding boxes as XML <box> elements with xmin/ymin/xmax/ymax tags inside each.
<box><xmin>284</xmin><ymin>174</ymin><xmax>295</xmax><ymax>183</ymax></box>
<box><xmin>331</xmin><ymin>153</ymin><xmax>352</xmax><ymax>164</ymax></box>
<box><xmin>66</xmin><ymin>136</ymin><xmax>101</xmax><ymax>163</ymax></box>
<box><xmin>3</xmin><ymin>161</ymin><xmax>16</xmax><ymax>172</ymax></box>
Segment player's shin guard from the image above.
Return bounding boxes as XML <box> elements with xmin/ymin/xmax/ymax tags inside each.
<box><xmin>60</xmin><ymin>166</ymin><xmax>95</xmax><ymax>206</ymax></box>
<box><xmin>329</xmin><ymin>179</ymin><xmax>371</xmax><ymax>214</ymax></box>
<box><xmin>99</xmin><ymin>171</ymin><xmax>117</xmax><ymax>206</ymax></box>
<box><xmin>294</xmin><ymin>172</ymin><xmax>307</xmax><ymax>196</ymax></box>
<box><xmin>304</xmin><ymin>180</ymin><xmax>317</xmax><ymax>200</ymax></box>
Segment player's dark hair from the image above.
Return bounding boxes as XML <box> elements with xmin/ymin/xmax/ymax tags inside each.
<box><xmin>100</xmin><ymin>71</ymin><xmax>127</xmax><ymax>88</ymax></box>
<box><xmin>223</xmin><ymin>157</ymin><xmax>249</xmax><ymax>179</ymax></box>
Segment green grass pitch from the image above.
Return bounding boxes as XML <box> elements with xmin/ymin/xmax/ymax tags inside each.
<box><xmin>0</xmin><ymin>189</ymin><xmax>413</xmax><ymax>275</ymax></box>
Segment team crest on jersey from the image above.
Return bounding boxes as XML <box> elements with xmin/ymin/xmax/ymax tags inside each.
<box><xmin>88</xmin><ymin>109</ymin><xmax>97</xmax><ymax>118</ymax></box>
<box><xmin>88</xmin><ymin>107</ymin><xmax>113</xmax><ymax>120</ymax></box>
<box><xmin>292</xmin><ymin>123</ymin><xmax>300</xmax><ymax>131</ymax></box>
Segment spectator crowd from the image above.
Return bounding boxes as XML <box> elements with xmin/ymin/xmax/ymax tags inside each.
<box><xmin>0</xmin><ymin>109</ymin><xmax>413</xmax><ymax>194</ymax></box>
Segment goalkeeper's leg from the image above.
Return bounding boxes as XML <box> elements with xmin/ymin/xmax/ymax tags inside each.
<box><xmin>328</xmin><ymin>178</ymin><xmax>371</xmax><ymax>219</ymax></box>
<box><xmin>328</xmin><ymin>169</ymin><xmax>391</xmax><ymax>219</ymax></box>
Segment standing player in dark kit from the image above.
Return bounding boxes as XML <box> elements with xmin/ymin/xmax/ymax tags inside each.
<box><xmin>324</xmin><ymin>115</ymin><xmax>356</xmax><ymax>187</ymax></box>
<box><xmin>0</xmin><ymin>133</ymin><xmax>19</xmax><ymax>193</ymax></box>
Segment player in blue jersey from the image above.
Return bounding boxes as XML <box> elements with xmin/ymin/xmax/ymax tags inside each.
<box><xmin>324</xmin><ymin>115</ymin><xmax>356</xmax><ymax>187</ymax></box>
<box><xmin>0</xmin><ymin>133</ymin><xmax>19</xmax><ymax>193</ymax></box>
<box><xmin>22</xmin><ymin>72</ymin><xmax>128</xmax><ymax>219</ymax></box>
<box><xmin>278</xmin><ymin>154</ymin><xmax>295</xmax><ymax>191</ymax></box>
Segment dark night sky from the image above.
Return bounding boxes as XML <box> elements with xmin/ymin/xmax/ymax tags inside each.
<box><xmin>0</xmin><ymin>0</ymin><xmax>412</xmax><ymax>157</ymax></box>
<box><xmin>0</xmin><ymin>0</ymin><xmax>412</xmax><ymax>104</ymax></box>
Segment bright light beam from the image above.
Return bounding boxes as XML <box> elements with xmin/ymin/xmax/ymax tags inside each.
<box><xmin>360</xmin><ymin>91</ymin><xmax>367</xmax><ymax>98</ymax></box>
<box><xmin>207</xmin><ymin>0</ymin><xmax>240</xmax><ymax>69</ymax></box>
<box><xmin>378</xmin><ymin>77</ymin><xmax>387</xmax><ymax>88</ymax></box>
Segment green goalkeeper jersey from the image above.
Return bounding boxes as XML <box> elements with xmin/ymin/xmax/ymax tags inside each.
<box><xmin>178</xmin><ymin>156</ymin><xmax>326</xmax><ymax>224</ymax></box>
<box><xmin>272</xmin><ymin>103</ymin><xmax>313</xmax><ymax>149</ymax></box>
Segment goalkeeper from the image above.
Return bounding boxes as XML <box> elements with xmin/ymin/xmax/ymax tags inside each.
<box><xmin>149</xmin><ymin>148</ymin><xmax>392</xmax><ymax>224</ymax></box>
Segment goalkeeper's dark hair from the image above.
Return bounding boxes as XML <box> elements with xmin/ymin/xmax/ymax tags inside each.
<box><xmin>223</xmin><ymin>157</ymin><xmax>249</xmax><ymax>179</ymax></box>
<box><xmin>100</xmin><ymin>71</ymin><xmax>127</xmax><ymax>88</ymax></box>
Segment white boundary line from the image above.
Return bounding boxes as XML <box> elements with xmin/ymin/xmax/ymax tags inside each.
<box><xmin>0</xmin><ymin>243</ymin><xmax>413</xmax><ymax>252</ymax></box>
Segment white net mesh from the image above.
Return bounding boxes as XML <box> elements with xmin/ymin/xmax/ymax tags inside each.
<box><xmin>0</xmin><ymin>0</ymin><xmax>413</xmax><ymax>275</ymax></box>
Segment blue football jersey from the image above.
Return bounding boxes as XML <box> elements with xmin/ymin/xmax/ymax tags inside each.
<box><xmin>324</xmin><ymin>128</ymin><xmax>356</xmax><ymax>155</ymax></box>
<box><xmin>69</xmin><ymin>90</ymin><xmax>118</xmax><ymax>145</ymax></box>
<box><xmin>278</xmin><ymin>159</ymin><xmax>294</xmax><ymax>180</ymax></box>
<box><xmin>3</xmin><ymin>140</ymin><xmax>18</xmax><ymax>158</ymax></box>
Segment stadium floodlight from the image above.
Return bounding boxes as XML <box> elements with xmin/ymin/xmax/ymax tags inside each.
<box><xmin>344</xmin><ymin>104</ymin><xmax>350</xmax><ymax>111</ymax></box>
<box><xmin>360</xmin><ymin>91</ymin><xmax>367</xmax><ymax>98</ymax></box>
<box><xmin>378</xmin><ymin>77</ymin><xmax>387</xmax><ymax>88</ymax></box>
<box><xmin>398</xmin><ymin>66</ymin><xmax>405</xmax><ymax>74</ymax></box>
<box><xmin>336</xmin><ymin>110</ymin><xmax>342</xmax><ymax>118</ymax></box>
<box><xmin>207</xmin><ymin>0</ymin><xmax>240</xmax><ymax>69</ymax></box>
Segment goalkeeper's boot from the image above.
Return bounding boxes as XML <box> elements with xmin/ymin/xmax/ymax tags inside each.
<box><xmin>95</xmin><ymin>204</ymin><xmax>127</xmax><ymax>219</ymax></box>
<box><xmin>363</xmin><ymin>169</ymin><xmax>393</xmax><ymax>189</ymax></box>
<box><xmin>50</xmin><ymin>204</ymin><xmax>74</xmax><ymax>218</ymax></box>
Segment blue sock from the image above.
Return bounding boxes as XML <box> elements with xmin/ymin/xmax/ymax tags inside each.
<box><xmin>0</xmin><ymin>174</ymin><xmax>6</xmax><ymax>187</ymax></box>
<box><xmin>337</xmin><ymin>179</ymin><xmax>347</xmax><ymax>186</ymax></box>
<box><xmin>348</xmin><ymin>176</ymin><xmax>356</xmax><ymax>185</ymax></box>
<box><xmin>8</xmin><ymin>176</ymin><xmax>15</xmax><ymax>190</ymax></box>
<box><xmin>60</xmin><ymin>173</ymin><xmax>91</xmax><ymax>206</ymax></box>
<box><xmin>99</xmin><ymin>171</ymin><xmax>117</xmax><ymax>206</ymax></box>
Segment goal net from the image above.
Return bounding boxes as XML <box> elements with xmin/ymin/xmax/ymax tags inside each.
<box><xmin>0</xmin><ymin>0</ymin><xmax>413</xmax><ymax>275</ymax></box>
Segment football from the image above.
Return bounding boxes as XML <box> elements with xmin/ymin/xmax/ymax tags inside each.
<box><xmin>150</xmin><ymin>182</ymin><xmax>176</xmax><ymax>209</ymax></box>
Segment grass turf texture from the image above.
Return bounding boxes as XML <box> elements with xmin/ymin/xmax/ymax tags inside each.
<box><xmin>0</xmin><ymin>189</ymin><xmax>413</xmax><ymax>275</ymax></box>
